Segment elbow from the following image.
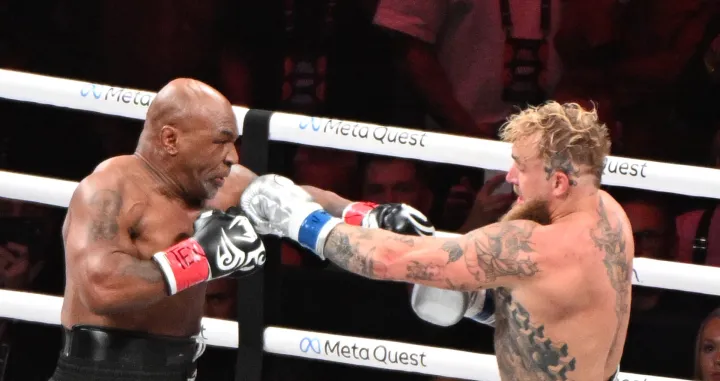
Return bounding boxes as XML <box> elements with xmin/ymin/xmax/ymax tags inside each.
<box><xmin>372</xmin><ymin>247</ymin><xmax>402</xmax><ymax>281</ymax></box>
<box><xmin>78</xmin><ymin>281</ymin><xmax>120</xmax><ymax>315</ymax></box>
<box><xmin>79</xmin><ymin>260</ymin><xmax>124</xmax><ymax>315</ymax></box>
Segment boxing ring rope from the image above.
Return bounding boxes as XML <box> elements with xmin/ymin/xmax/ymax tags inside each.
<box><xmin>0</xmin><ymin>68</ymin><xmax>714</xmax><ymax>381</ymax></box>
<box><xmin>0</xmin><ymin>289</ymin><xmax>688</xmax><ymax>381</ymax></box>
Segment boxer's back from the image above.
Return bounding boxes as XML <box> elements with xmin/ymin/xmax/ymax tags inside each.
<box><xmin>492</xmin><ymin>191</ymin><xmax>633</xmax><ymax>381</ymax></box>
<box><xmin>62</xmin><ymin>156</ymin><xmax>214</xmax><ymax>337</ymax></box>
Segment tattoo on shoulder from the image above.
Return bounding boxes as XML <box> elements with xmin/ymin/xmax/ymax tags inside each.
<box><xmin>465</xmin><ymin>221</ymin><xmax>540</xmax><ymax>283</ymax></box>
<box><xmin>545</xmin><ymin>151</ymin><xmax>579</xmax><ymax>186</ymax></box>
<box><xmin>88</xmin><ymin>189</ymin><xmax>123</xmax><ymax>241</ymax></box>
<box><xmin>590</xmin><ymin>197</ymin><xmax>631</xmax><ymax>324</ymax></box>
<box><xmin>442</xmin><ymin>241</ymin><xmax>464</xmax><ymax>263</ymax></box>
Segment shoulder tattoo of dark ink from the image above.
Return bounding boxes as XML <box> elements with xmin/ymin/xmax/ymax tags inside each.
<box><xmin>88</xmin><ymin>189</ymin><xmax>123</xmax><ymax>241</ymax></box>
<box><xmin>466</xmin><ymin>222</ymin><xmax>539</xmax><ymax>283</ymax></box>
<box><xmin>590</xmin><ymin>198</ymin><xmax>631</xmax><ymax>322</ymax></box>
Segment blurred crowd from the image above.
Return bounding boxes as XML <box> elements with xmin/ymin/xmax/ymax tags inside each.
<box><xmin>2</xmin><ymin>0</ymin><xmax>720</xmax><ymax>380</ymax></box>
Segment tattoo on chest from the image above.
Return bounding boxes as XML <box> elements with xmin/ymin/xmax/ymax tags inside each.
<box><xmin>590</xmin><ymin>198</ymin><xmax>631</xmax><ymax>341</ymax></box>
<box><xmin>466</xmin><ymin>222</ymin><xmax>540</xmax><ymax>283</ymax></box>
<box><xmin>494</xmin><ymin>289</ymin><xmax>577</xmax><ymax>381</ymax></box>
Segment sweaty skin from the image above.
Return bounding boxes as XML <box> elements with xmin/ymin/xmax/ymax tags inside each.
<box><xmin>318</xmin><ymin>172</ymin><xmax>633</xmax><ymax>380</ymax></box>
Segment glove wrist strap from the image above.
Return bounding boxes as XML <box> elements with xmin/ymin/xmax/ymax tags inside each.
<box><xmin>152</xmin><ymin>239</ymin><xmax>209</xmax><ymax>296</ymax></box>
<box><xmin>342</xmin><ymin>202</ymin><xmax>379</xmax><ymax>226</ymax></box>
<box><xmin>465</xmin><ymin>289</ymin><xmax>496</xmax><ymax>327</ymax></box>
<box><xmin>295</xmin><ymin>208</ymin><xmax>343</xmax><ymax>259</ymax></box>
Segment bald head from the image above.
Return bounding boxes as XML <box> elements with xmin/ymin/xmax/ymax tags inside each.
<box><xmin>135</xmin><ymin>78</ymin><xmax>240</xmax><ymax>202</ymax></box>
<box><xmin>144</xmin><ymin>78</ymin><xmax>233</xmax><ymax>134</ymax></box>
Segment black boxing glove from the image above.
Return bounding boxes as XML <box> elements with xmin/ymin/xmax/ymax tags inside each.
<box><xmin>152</xmin><ymin>208</ymin><xmax>266</xmax><ymax>295</ymax></box>
<box><xmin>342</xmin><ymin>202</ymin><xmax>435</xmax><ymax>236</ymax></box>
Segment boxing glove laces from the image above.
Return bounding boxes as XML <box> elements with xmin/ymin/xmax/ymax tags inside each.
<box><xmin>152</xmin><ymin>208</ymin><xmax>266</xmax><ymax>295</ymax></box>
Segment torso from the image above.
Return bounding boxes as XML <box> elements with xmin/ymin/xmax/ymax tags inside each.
<box><xmin>493</xmin><ymin>191</ymin><xmax>633</xmax><ymax>381</ymax></box>
<box><xmin>61</xmin><ymin>156</ymin><xmax>253</xmax><ymax>337</ymax></box>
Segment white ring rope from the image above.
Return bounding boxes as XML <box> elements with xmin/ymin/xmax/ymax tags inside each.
<box><xmin>0</xmin><ymin>68</ymin><xmax>708</xmax><ymax>381</ymax></box>
<box><xmin>0</xmin><ymin>289</ymin><xmax>689</xmax><ymax>381</ymax></box>
<box><xmin>1</xmin><ymin>68</ymin><xmax>720</xmax><ymax>199</ymax></box>
<box><xmin>1</xmin><ymin>169</ymin><xmax>719</xmax><ymax>296</ymax></box>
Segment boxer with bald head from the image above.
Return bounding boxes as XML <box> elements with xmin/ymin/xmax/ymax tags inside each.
<box><xmin>242</xmin><ymin>101</ymin><xmax>634</xmax><ymax>381</ymax></box>
<box><xmin>52</xmin><ymin>78</ymin><xmax>265</xmax><ymax>381</ymax></box>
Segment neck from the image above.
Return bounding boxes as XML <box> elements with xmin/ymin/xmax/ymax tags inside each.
<box><xmin>549</xmin><ymin>185</ymin><xmax>600</xmax><ymax>223</ymax></box>
<box><xmin>133</xmin><ymin>152</ymin><xmax>190</xmax><ymax>203</ymax></box>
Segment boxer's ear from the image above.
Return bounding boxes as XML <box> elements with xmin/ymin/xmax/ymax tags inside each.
<box><xmin>160</xmin><ymin>125</ymin><xmax>179</xmax><ymax>156</ymax></box>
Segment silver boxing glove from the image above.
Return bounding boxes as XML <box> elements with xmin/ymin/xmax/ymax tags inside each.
<box><xmin>410</xmin><ymin>284</ymin><xmax>496</xmax><ymax>327</ymax></box>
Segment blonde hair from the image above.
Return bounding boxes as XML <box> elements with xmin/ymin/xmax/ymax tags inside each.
<box><xmin>499</xmin><ymin>101</ymin><xmax>611</xmax><ymax>187</ymax></box>
<box><xmin>695</xmin><ymin>307</ymin><xmax>720</xmax><ymax>380</ymax></box>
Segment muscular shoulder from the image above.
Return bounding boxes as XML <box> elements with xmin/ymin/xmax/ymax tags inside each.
<box><xmin>69</xmin><ymin>156</ymin><xmax>148</xmax><ymax>224</ymax></box>
<box><xmin>206</xmin><ymin>164</ymin><xmax>257</xmax><ymax>210</ymax></box>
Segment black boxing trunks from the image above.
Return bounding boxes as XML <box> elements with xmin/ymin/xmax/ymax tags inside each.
<box><xmin>49</xmin><ymin>325</ymin><xmax>204</xmax><ymax>381</ymax></box>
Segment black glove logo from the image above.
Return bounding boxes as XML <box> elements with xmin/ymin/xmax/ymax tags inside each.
<box><xmin>216</xmin><ymin>214</ymin><xmax>266</xmax><ymax>273</ymax></box>
<box><xmin>399</xmin><ymin>204</ymin><xmax>435</xmax><ymax>236</ymax></box>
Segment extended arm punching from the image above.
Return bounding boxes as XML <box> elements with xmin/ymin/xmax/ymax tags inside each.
<box><xmin>320</xmin><ymin>220</ymin><xmax>541</xmax><ymax>290</ymax></box>
<box><xmin>241</xmin><ymin>174</ymin><xmax>545</xmax><ymax>291</ymax></box>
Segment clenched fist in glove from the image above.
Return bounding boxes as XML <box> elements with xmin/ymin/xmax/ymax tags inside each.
<box><xmin>240</xmin><ymin>174</ymin><xmax>342</xmax><ymax>259</ymax></box>
<box><xmin>152</xmin><ymin>207</ymin><xmax>266</xmax><ymax>295</ymax></box>
<box><xmin>411</xmin><ymin>285</ymin><xmax>496</xmax><ymax>327</ymax></box>
<box><xmin>341</xmin><ymin>202</ymin><xmax>435</xmax><ymax>236</ymax></box>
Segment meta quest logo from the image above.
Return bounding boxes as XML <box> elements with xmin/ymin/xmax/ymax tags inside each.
<box><xmin>299</xmin><ymin>337</ymin><xmax>428</xmax><ymax>368</ymax></box>
<box><xmin>80</xmin><ymin>83</ymin><xmax>155</xmax><ymax>107</ymax></box>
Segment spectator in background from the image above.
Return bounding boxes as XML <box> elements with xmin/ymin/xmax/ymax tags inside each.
<box><xmin>675</xmin><ymin>127</ymin><xmax>720</xmax><ymax>268</ymax></box>
<box><xmin>695</xmin><ymin>307</ymin><xmax>720</xmax><ymax>381</ymax></box>
<box><xmin>0</xmin><ymin>198</ymin><xmax>63</xmax><ymax>381</ymax></box>
<box><xmin>614</xmin><ymin>190</ymin><xmax>718</xmax><ymax>379</ymax></box>
<box><xmin>360</xmin><ymin>156</ymin><xmax>433</xmax><ymax>216</ymax></box>
<box><xmin>372</xmin><ymin>0</ymin><xmax>564</xmax><ymax>139</ymax></box>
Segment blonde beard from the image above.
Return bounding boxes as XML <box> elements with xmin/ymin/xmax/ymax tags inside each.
<box><xmin>499</xmin><ymin>198</ymin><xmax>552</xmax><ymax>225</ymax></box>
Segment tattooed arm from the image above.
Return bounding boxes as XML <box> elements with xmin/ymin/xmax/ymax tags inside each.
<box><xmin>64</xmin><ymin>174</ymin><xmax>167</xmax><ymax>314</ymax></box>
<box><xmin>322</xmin><ymin>219</ymin><xmax>544</xmax><ymax>290</ymax></box>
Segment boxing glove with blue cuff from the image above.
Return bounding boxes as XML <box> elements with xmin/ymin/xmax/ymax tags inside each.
<box><xmin>239</xmin><ymin>174</ymin><xmax>342</xmax><ymax>259</ymax></box>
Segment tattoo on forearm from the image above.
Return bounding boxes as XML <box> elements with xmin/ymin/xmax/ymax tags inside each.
<box><xmin>590</xmin><ymin>198</ymin><xmax>631</xmax><ymax>339</ymax></box>
<box><xmin>544</xmin><ymin>152</ymin><xmax>579</xmax><ymax>186</ymax></box>
<box><xmin>442</xmin><ymin>241</ymin><xmax>464</xmax><ymax>263</ymax></box>
<box><xmin>465</xmin><ymin>222</ymin><xmax>539</xmax><ymax>283</ymax></box>
<box><xmin>390</xmin><ymin>236</ymin><xmax>415</xmax><ymax>247</ymax></box>
<box><xmin>406</xmin><ymin>261</ymin><xmax>444</xmax><ymax>281</ymax></box>
<box><xmin>323</xmin><ymin>229</ymin><xmax>388</xmax><ymax>278</ymax></box>
<box><xmin>124</xmin><ymin>259</ymin><xmax>164</xmax><ymax>283</ymax></box>
<box><xmin>88</xmin><ymin>190</ymin><xmax>123</xmax><ymax>241</ymax></box>
<box><xmin>495</xmin><ymin>288</ymin><xmax>577</xmax><ymax>381</ymax></box>
<box><xmin>445</xmin><ymin>279</ymin><xmax>476</xmax><ymax>292</ymax></box>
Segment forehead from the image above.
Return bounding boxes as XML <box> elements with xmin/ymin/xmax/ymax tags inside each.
<box><xmin>366</xmin><ymin>160</ymin><xmax>417</xmax><ymax>181</ymax></box>
<box><xmin>511</xmin><ymin>136</ymin><xmax>541</xmax><ymax>162</ymax></box>
<box><xmin>704</xmin><ymin>318</ymin><xmax>720</xmax><ymax>337</ymax></box>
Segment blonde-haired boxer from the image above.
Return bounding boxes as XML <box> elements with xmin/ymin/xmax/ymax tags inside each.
<box><xmin>241</xmin><ymin>101</ymin><xmax>631</xmax><ymax>381</ymax></box>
